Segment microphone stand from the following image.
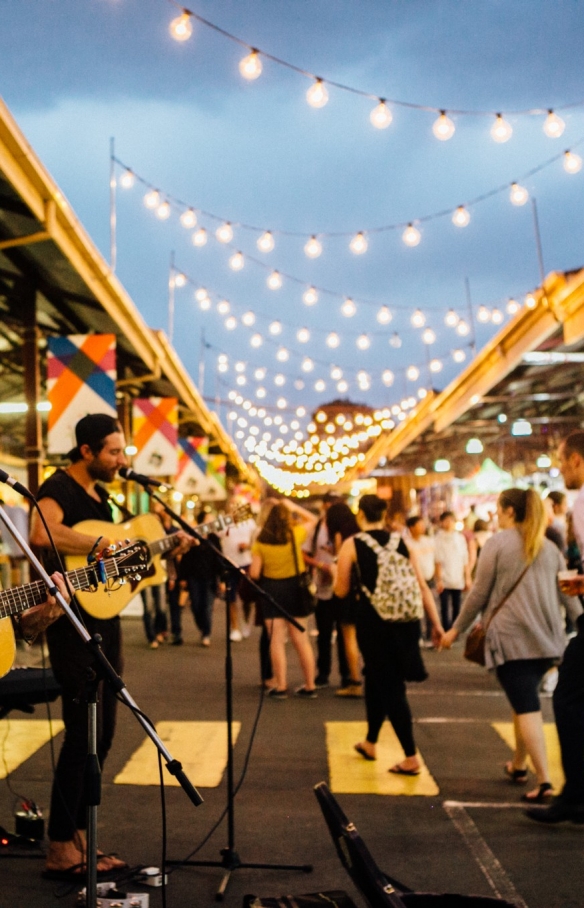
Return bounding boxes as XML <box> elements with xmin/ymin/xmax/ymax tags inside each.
<box><xmin>0</xmin><ymin>504</ymin><xmax>204</xmax><ymax>908</ymax></box>
<box><xmin>139</xmin><ymin>484</ymin><xmax>313</xmax><ymax>900</ymax></box>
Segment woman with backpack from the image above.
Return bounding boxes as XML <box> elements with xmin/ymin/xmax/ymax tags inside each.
<box><xmin>334</xmin><ymin>495</ymin><xmax>444</xmax><ymax>774</ymax></box>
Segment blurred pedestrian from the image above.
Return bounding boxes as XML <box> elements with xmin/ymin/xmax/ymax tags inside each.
<box><xmin>434</xmin><ymin>511</ymin><xmax>471</xmax><ymax>630</ymax></box>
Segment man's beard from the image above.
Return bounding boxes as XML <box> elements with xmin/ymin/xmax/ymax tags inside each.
<box><xmin>88</xmin><ymin>459</ymin><xmax>117</xmax><ymax>484</ymax></box>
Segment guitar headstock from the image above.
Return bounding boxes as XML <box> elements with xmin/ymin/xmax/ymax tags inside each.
<box><xmin>102</xmin><ymin>543</ymin><xmax>151</xmax><ymax>581</ymax></box>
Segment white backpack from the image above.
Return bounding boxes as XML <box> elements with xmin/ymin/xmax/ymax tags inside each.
<box><xmin>355</xmin><ymin>532</ymin><xmax>423</xmax><ymax>622</ymax></box>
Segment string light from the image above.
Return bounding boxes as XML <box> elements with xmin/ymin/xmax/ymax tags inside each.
<box><xmin>402</xmin><ymin>224</ymin><xmax>421</xmax><ymax>247</ymax></box>
<box><xmin>389</xmin><ymin>332</ymin><xmax>402</xmax><ymax>348</ymax></box>
<box><xmin>432</xmin><ymin>111</ymin><xmax>455</xmax><ymax>141</ymax></box>
<box><xmin>217</xmin><ymin>299</ymin><xmax>230</xmax><ymax>315</ymax></box>
<box><xmin>445</xmin><ymin>308</ymin><xmax>460</xmax><ymax>327</ymax></box>
<box><xmin>241</xmin><ymin>310</ymin><xmax>256</xmax><ymax>326</ymax></box>
<box><xmin>543</xmin><ymin>110</ymin><xmax>565</xmax><ymax>138</ymax></box>
<box><xmin>356</xmin><ymin>334</ymin><xmax>371</xmax><ymax>350</ymax></box>
<box><xmin>156</xmin><ymin>201</ymin><xmax>171</xmax><ymax>220</ymax></box>
<box><xmin>250</xmin><ymin>333</ymin><xmax>263</xmax><ymax>347</ymax></box>
<box><xmin>267</xmin><ymin>270</ymin><xmax>283</xmax><ymax>289</ymax></box>
<box><xmin>306</xmin><ymin>78</ymin><xmax>329</xmax><ymax>109</ymax></box>
<box><xmin>274</xmin><ymin>374</ymin><xmax>286</xmax><ymax>386</ymax></box>
<box><xmin>341</xmin><ymin>298</ymin><xmax>357</xmax><ymax>317</ymax></box>
<box><xmin>195</xmin><ymin>288</ymin><xmax>208</xmax><ymax>302</ymax></box>
<box><xmin>276</xmin><ymin>347</ymin><xmax>289</xmax><ymax>362</ymax></box>
<box><xmin>525</xmin><ymin>292</ymin><xmax>537</xmax><ymax>309</ymax></box>
<box><xmin>239</xmin><ymin>49</ymin><xmax>262</xmax><ymax>80</ymax></box>
<box><xmin>452</xmin><ymin>349</ymin><xmax>466</xmax><ymax>363</ymax></box>
<box><xmin>430</xmin><ymin>358</ymin><xmax>443</xmax><ymax>373</ymax></box>
<box><xmin>564</xmin><ymin>151</ymin><xmax>583</xmax><ymax>173</ymax></box>
<box><xmin>406</xmin><ymin>366</ymin><xmax>420</xmax><ymax>381</ymax></box>
<box><xmin>491</xmin><ymin>307</ymin><xmax>503</xmax><ymax>324</ymax></box>
<box><xmin>120</xmin><ymin>169</ymin><xmax>135</xmax><ymax>189</ymax></box>
<box><xmin>268</xmin><ymin>320</ymin><xmax>282</xmax><ymax>334</ymax></box>
<box><xmin>169</xmin><ymin>10</ymin><xmax>193</xmax><ymax>42</ymax></box>
<box><xmin>506</xmin><ymin>297</ymin><xmax>520</xmax><ymax>314</ymax></box>
<box><xmin>411</xmin><ymin>309</ymin><xmax>426</xmax><ymax>328</ymax></box>
<box><xmin>326</xmin><ymin>332</ymin><xmax>340</xmax><ymax>348</ymax></box>
<box><xmin>144</xmin><ymin>190</ymin><xmax>159</xmax><ymax>209</ymax></box>
<box><xmin>452</xmin><ymin>206</ymin><xmax>470</xmax><ymax>227</ymax></box>
<box><xmin>456</xmin><ymin>320</ymin><xmax>470</xmax><ymax>336</ymax></box>
<box><xmin>422</xmin><ymin>328</ymin><xmax>436</xmax><ymax>344</ymax></box>
<box><xmin>228</xmin><ymin>251</ymin><xmax>245</xmax><ymax>270</ymax></box>
<box><xmin>180</xmin><ymin>208</ymin><xmax>197</xmax><ymax>228</ymax></box>
<box><xmin>216</xmin><ymin>222</ymin><xmax>234</xmax><ymax>243</ymax></box>
<box><xmin>370</xmin><ymin>99</ymin><xmax>392</xmax><ymax>129</ymax></box>
<box><xmin>296</xmin><ymin>327</ymin><xmax>310</xmax><ymax>342</ymax></box>
<box><xmin>226</xmin><ymin>316</ymin><xmax>238</xmax><ymax>330</ymax></box>
<box><xmin>304</xmin><ymin>236</ymin><xmax>323</xmax><ymax>258</ymax></box>
<box><xmin>382</xmin><ymin>370</ymin><xmax>394</xmax><ymax>386</ymax></box>
<box><xmin>477</xmin><ymin>305</ymin><xmax>491</xmax><ymax>322</ymax></box>
<box><xmin>349</xmin><ymin>232</ymin><xmax>368</xmax><ymax>255</ymax></box>
<box><xmin>254</xmin><ymin>367</ymin><xmax>267</xmax><ymax>380</ymax></box>
<box><xmin>198</xmin><ymin>295</ymin><xmax>211</xmax><ymax>310</ymax></box>
<box><xmin>510</xmin><ymin>182</ymin><xmax>529</xmax><ymax>205</ymax></box>
<box><xmin>301</xmin><ymin>357</ymin><xmax>314</xmax><ymax>372</ymax></box>
<box><xmin>192</xmin><ymin>227</ymin><xmax>207</xmax><ymax>246</ymax></box>
<box><xmin>331</xmin><ymin>366</ymin><xmax>343</xmax><ymax>380</ymax></box>
<box><xmin>491</xmin><ymin>114</ymin><xmax>513</xmax><ymax>143</ymax></box>
<box><xmin>303</xmin><ymin>286</ymin><xmax>318</xmax><ymax>306</ymax></box>
<box><xmin>257</xmin><ymin>230</ymin><xmax>275</xmax><ymax>252</ymax></box>
<box><xmin>376</xmin><ymin>306</ymin><xmax>392</xmax><ymax>325</ymax></box>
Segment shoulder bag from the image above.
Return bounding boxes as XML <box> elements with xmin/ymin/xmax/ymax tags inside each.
<box><xmin>290</xmin><ymin>529</ymin><xmax>317</xmax><ymax>617</ymax></box>
<box><xmin>464</xmin><ymin>563</ymin><xmax>531</xmax><ymax>665</ymax></box>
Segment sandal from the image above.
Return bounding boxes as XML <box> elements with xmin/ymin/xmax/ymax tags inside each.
<box><xmin>521</xmin><ymin>782</ymin><xmax>553</xmax><ymax>803</ymax></box>
<box><xmin>504</xmin><ymin>761</ymin><xmax>528</xmax><ymax>783</ymax></box>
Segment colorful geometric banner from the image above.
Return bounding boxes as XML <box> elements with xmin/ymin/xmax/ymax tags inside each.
<box><xmin>47</xmin><ymin>334</ymin><xmax>117</xmax><ymax>454</ymax></box>
<box><xmin>132</xmin><ymin>397</ymin><xmax>178</xmax><ymax>476</ymax></box>
<box><xmin>208</xmin><ymin>454</ymin><xmax>226</xmax><ymax>490</ymax></box>
<box><xmin>174</xmin><ymin>437</ymin><xmax>226</xmax><ymax>499</ymax></box>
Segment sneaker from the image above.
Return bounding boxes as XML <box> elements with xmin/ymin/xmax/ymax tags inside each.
<box><xmin>335</xmin><ymin>683</ymin><xmax>363</xmax><ymax>698</ymax></box>
<box><xmin>241</xmin><ymin>622</ymin><xmax>252</xmax><ymax>639</ymax></box>
<box><xmin>201</xmin><ymin>636</ymin><xmax>211</xmax><ymax>647</ymax></box>
<box><xmin>295</xmin><ymin>686</ymin><xmax>317</xmax><ymax>699</ymax></box>
<box><xmin>314</xmin><ymin>676</ymin><xmax>330</xmax><ymax>689</ymax></box>
<box><xmin>230</xmin><ymin>629</ymin><xmax>243</xmax><ymax>642</ymax></box>
<box><xmin>267</xmin><ymin>688</ymin><xmax>288</xmax><ymax>700</ymax></box>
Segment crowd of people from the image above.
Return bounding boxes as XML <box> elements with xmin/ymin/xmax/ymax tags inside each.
<box><xmin>7</xmin><ymin>415</ymin><xmax>584</xmax><ymax>879</ymax></box>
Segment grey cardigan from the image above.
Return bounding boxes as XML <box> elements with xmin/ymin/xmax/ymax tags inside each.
<box><xmin>453</xmin><ymin>529</ymin><xmax>582</xmax><ymax>669</ymax></box>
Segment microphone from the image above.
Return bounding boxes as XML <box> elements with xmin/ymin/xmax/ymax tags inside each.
<box><xmin>118</xmin><ymin>466</ymin><xmax>164</xmax><ymax>488</ymax></box>
<box><xmin>0</xmin><ymin>469</ymin><xmax>35</xmax><ymax>501</ymax></box>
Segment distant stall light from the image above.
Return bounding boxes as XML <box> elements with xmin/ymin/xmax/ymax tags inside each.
<box><xmin>465</xmin><ymin>437</ymin><xmax>484</xmax><ymax>454</ymax></box>
<box><xmin>434</xmin><ymin>459</ymin><xmax>451</xmax><ymax>472</ymax></box>
<box><xmin>511</xmin><ymin>419</ymin><xmax>532</xmax><ymax>436</ymax></box>
<box><xmin>537</xmin><ymin>454</ymin><xmax>552</xmax><ymax>469</ymax></box>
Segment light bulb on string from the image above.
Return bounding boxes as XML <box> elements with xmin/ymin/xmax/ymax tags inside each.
<box><xmin>456</xmin><ymin>320</ymin><xmax>470</xmax><ymax>336</ymax></box>
<box><xmin>491</xmin><ymin>113</ymin><xmax>512</xmax><ymax>143</ymax></box>
<box><xmin>120</xmin><ymin>169</ymin><xmax>135</xmax><ymax>189</ymax></box>
<box><xmin>376</xmin><ymin>305</ymin><xmax>392</xmax><ymax>325</ymax></box>
<box><xmin>477</xmin><ymin>305</ymin><xmax>491</xmax><ymax>323</ymax></box>
<box><xmin>370</xmin><ymin>99</ymin><xmax>392</xmax><ymax>129</ymax></box>
<box><xmin>452</xmin><ymin>206</ymin><xmax>470</xmax><ymax>227</ymax></box>
<box><xmin>301</xmin><ymin>357</ymin><xmax>314</xmax><ymax>372</ymax></box>
<box><xmin>422</xmin><ymin>328</ymin><xmax>436</xmax><ymax>344</ymax></box>
<box><xmin>306</xmin><ymin>78</ymin><xmax>329</xmax><ymax>108</ymax></box>
<box><xmin>543</xmin><ymin>110</ymin><xmax>565</xmax><ymax>138</ymax></box>
<box><xmin>337</xmin><ymin>379</ymin><xmax>348</xmax><ymax>392</ymax></box>
<box><xmin>389</xmin><ymin>332</ymin><xmax>402</xmax><ymax>348</ymax></box>
<box><xmin>525</xmin><ymin>293</ymin><xmax>537</xmax><ymax>309</ymax></box>
<box><xmin>241</xmin><ymin>310</ymin><xmax>256</xmax><ymax>326</ymax></box>
<box><xmin>250</xmin><ymin>333</ymin><xmax>263</xmax><ymax>347</ymax></box>
<box><xmin>254</xmin><ymin>367</ymin><xmax>266</xmax><ymax>380</ymax></box>
<box><xmin>225</xmin><ymin>316</ymin><xmax>238</xmax><ymax>330</ymax></box>
<box><xmin>349</xmin><ymin>232</ymin><xmax>368</xmax><ymax>255</ymax></box>
<box><xmin>228</xmin><ymin>251</ymin><xmax>245</xmax><ymax>271</ymax></box>
<box><xmin>198</xmin><ymin>296</ymin><xmax>211</xmax><ymax>311</ymax></box>
<box><xmin>256</xmin><ymin>386</ymin><xmax>266</xmax><ymax>398</ymax></box>
<box><xmin>402</xmin><ymin>224</ymin><xmax>421</xmax><ymax>246</ymax></box>
<box><xmin>304</xmin><ymin>235</ymin><xmax>322</xmax><ymax>258</ymax></box>
<box><xmin>192</xmin><ymin>228</ymin><xmax>207</xmax><ymax>246</ymax></box>
<box><xmin>297</xmin><ymin>327</ymin><xmax>310</xmax><ymax>342</ymax></box>
<box><xmin>239</xmin><ymin>49</ymin><xmax>262</xmax><ymax>80</ymax></box>
<box><xmin>216</xmin><ymin>222</ymin><xmax>233</xmax><ymax>243</ymax></box>
<box><xmin>257</xmin><ymin>230</ymin><xmax>275</xmax><ymax>252</ymax></box>
<box><xmin>564</xmin><ymin>151</ymin><xmax>583</xmax><ymax>174</ymax></box>
<box><xmin>274</xmin><ymin>374</ymin><xmax>286</xmax><ymax>386</ymax></box>
<box><xmin>234</xmin><ymin>361</ymin><xmax>246</xmax><ymax>373</ymax></box>
<box><xmin>195</xmin><ymin>287</ymin><xmax>208</xmax><ymax>302</ymax></box>
<box><xmin>173</xmin><ymin>272</ymin><xmax>186</xmax><ymax>288</ymax></box>
<box><xmin>276</xmin><ymin>347</ymin><xmax>289</xmax><ymax>362</ymax></box>
<box><xmin>356</xmin><ymin>334</ymin><xmax>370</xmax><ymax>350</ymax></box>
<box><xmin>510</xmin><ymin>182</ymin><xmax>529</xmax><ymax>206</ymax></box>
<box><xmin>303</xmin><ymin>286</ymin><xmax>318</xmax><ymax>305</ymax></box>
<box><xmin>430</xmin><ymin>358</ymin><xmax>443</xmax><ymax>373</ymax></box>
<box><xmin>341</xmin><ymin>298</ymin><xmax>356</xmax><ymax>317</ymax></box>
<box><xmin>269</xmin><ymin>320</ymin><xmax>282</xmax><ymax>335</ymax></box>
<box><xmin>326</xmin><ymin>332</ymin><xmax>340</xmax><ymax>348</ymax></box>
<box><xmin>406</xmin><ymin>366</ymin><xmax>420</xmax><ymax>381</ymax></box>
<box><xmin>452</xmin><ymin>349</ymin><xmax>466</xmax><ymax>363</ymax></box>
<box><xmin>156</xmin><ymin>201</ymin><xmax>171</xmax><ymax>220</ymax></box>
<box><xmin>411</xmin><ymin>309</ymin><xmax>426</xmax><ymax>328</ymax></box>
<box><xmin>382</xmin><ymin>370</ymin><xmax>394</xmax><ymax>386</ymax></box>
<box><xmin>315</xmin><ymin>379</ymin><xmax>326</xmax><ymax>392</ymax></box>
<box><xmin>144</xmin><ymin>189</ymin><xmax>159</xmax><ymax>209</ymax></box>
<box><xmin>267</xmin><ymin>271</ymin><xmax>282</xmax><ymax>290</ymax></box>
<box><xmin>180</xmin><ymin>208</ymin><xmax>197</xmax><ymax>228</ymax></box>
<box><xmin>432</xmin><ymin>111</ymin><xmax>455</xmax><ymax>141</ymax></box>
<box><xmin>217</xmin><ymin>300</ymin><xmax>230</xmax><ymax>315</ymax></box>
<box><xmin>331</xmin><ymin>366</ymin><xmax>343</xmax><ymax>380</ymax></box>
<box><xmin>506</xmin><ymin>298</ymin><xmax>520</xmax><ymax>314</ymax></box>
<box><xmin>445</xmin><ymin>308</ymin><xmax>460</xmax><ymax>327</ymax></box>
<box><xmin>169</xmin><ymin>11</ymin><xmax>193</xmax><ymax>41</ymax></box>
<box><xmin>491</xmin><ymin>307</ymin><xmax>503</xmax><ymax>324</ymax></box>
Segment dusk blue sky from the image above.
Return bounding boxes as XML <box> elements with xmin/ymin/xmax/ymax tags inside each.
<box><xmin>2</xmin><ymin>0</ymin><xmax>584</xmax><ymax>451</ymax></box>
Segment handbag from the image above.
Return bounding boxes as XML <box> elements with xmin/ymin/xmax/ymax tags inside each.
<box><xmin>290</xmin><ymin>530</ymin><xmax>317</xmax><ymax>617</ymax></box>
<box><xmin>464</xmin><ymin>563</ymin><xmax>531</xmax><ymax>666</ymax></box>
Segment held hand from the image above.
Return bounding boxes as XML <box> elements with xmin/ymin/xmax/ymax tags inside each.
<box><xmin>431</xmin><ymin>624</ymin><xmax>445</xmax><ymax>649</ymax></box>
<box><xmin>441</xmin><ymin>628</ymin><xmax>459</xmax><ymax>649</ymax></box>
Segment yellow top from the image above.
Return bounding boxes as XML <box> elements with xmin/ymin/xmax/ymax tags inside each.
<box><xmin>251</xmin><ymin>525</ymin><xmax>307</xmax><ymax>579</ymax></box>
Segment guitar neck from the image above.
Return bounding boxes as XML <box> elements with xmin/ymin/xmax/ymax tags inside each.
<box><xmin>147</xmin><ymin>515</ymin><xmax>236</xmax><ymax>559</ymax></box>
<box><xmin>0</xmin><ymin>564</ymin><xmax>100</xmax><ymax>621</ymax></box>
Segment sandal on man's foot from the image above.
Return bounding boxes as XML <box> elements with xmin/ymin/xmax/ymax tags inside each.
<box><xmin>521</xmin><ymin>782</ymin><xmax>553</xmax><ymax>803</ymax></box>
<box><xmin>504</xmin><ymin>761</ymin><xmax>528</xmax><ymax>783</ymax></box>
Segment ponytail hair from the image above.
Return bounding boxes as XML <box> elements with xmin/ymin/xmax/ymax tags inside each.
<box><xmin>498</xmin><ymin>488</ymin><xmax>545</xmax><ymax>563</ymax></box>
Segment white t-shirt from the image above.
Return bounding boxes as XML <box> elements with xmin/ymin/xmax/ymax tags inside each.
<box><xmin>220</xmin><ymin>520</ymin><xmax>255</xmax><ymax>567</ymax></box>
<box><xmin>434</xmin><ymin>530</ymin><xmax>468</xmax><ymax>590</ymax></box>
<box><xmin>406</xmin><ymin>534</ymin><xmax>435</xmax><ymax>582</ymax></box>
<box><xmin>302</xmin><ymin>519</ymin><xmax>334</xmax><ymax>600</ymax></box>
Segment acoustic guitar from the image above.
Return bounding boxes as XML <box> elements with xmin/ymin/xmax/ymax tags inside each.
<box><xmin>65</xmin><ymin>505</ymin><xmax>252</xmax><ymax>620</ymax></box>
<box><xmin>0</xmin><ymin>542</ymin><xmax>149</xmax><ymax>678</ymax></box>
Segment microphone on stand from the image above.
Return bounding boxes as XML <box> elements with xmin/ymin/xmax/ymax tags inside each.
<box><xmin>118</xmin><ymin>466</ymin><xmax>164</xmax><ymax>488</ymax></box>
<box><xmin>0</xmin><ymin>469</ymin><xmax>35</xmax><ymax>501</ymax></box>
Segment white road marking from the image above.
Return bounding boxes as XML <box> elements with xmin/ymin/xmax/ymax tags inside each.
<box><xmin>443</xmin><ymin>801</ymin><xmax>530</xmax><ymax>908</ymax></box>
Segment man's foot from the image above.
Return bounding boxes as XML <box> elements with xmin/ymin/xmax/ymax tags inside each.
<box><xmin>526</xmin><ymin>798</ymin><xmax>584</xmax><ymax>824</ymax></box>
<box><xmin>45</xmin><ymin>840</ymin><xmax>127</xmax><ymax>874</ymax></box>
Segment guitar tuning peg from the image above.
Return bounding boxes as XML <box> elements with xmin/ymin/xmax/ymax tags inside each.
<box><xmin>109</xmin><ymin>544</ymin><xmax>117</xmax><ymax>552</ymax></box>
<box><xmin>124</xmin><ymin>538</ymin><xmax>130</xmax><ymax>544</ymax></box>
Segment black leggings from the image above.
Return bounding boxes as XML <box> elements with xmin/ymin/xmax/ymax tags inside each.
<box><xmin>363</xmin><ymin>663</ymin><xmax>416</xmax><ymax>757</ymax></box>
<box><xmin>496</xmin><ymin>657</ymin><xmax>555</xmax><ymax>714</ymax></box>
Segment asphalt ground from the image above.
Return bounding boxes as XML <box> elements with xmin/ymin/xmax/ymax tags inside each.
<box><xmin>0</xmin><ymin>606</ymin><xmax>582</xmax><ymax>908</ymax></box>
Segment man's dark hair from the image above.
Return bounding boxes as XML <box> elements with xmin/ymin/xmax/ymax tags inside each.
<box><xmin>439</xmin><ymin>510</ymin><xmax>455</xmax><ymax>522</ymax></box>
<box><xmin>564</xmin><ymin>431</ymin><xmax>584</xmax><ymax>459</ymax></box>
<box><xmin>358</xmin><ymin>494</ymin><xmax>387</xmax><ymax>523</ymax></box>
<box><xmin>406</xmin><ymin>515</ymin><xmax>423</xmax><ymax>529</ymax></box>
<box><xmin>68</xmin><ymin>413</ymin><xmax>122</xmax><ymax>463</ymax></box>
<box><xmin>548</xmin><ymin>490</ymin><xmax>566</xmax><ymax>508</ymax></box>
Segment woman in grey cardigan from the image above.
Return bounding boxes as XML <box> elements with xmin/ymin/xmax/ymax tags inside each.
<box><xmin>442</xmin><ymin>488</ymin><xmax>581</xmax><ymax>803</ymax></box>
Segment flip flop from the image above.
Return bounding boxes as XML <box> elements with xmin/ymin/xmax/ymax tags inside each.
<box><xmin>388</xmin><ymin>763</ymin><xmax>421</xmax><ymax>776</ymax></box>
<box><xmin>354</xmin><ymin>743</ymin><xmax>376</xmax><ymax>761</ymax></box>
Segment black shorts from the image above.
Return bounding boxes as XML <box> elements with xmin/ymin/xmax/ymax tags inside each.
<box><xmin>258</xmin><ymin>576</ymin><xmax>304</xmax><ymax>620</ymax></box>
<box><xmin>496</xmin><ymin>658</ymin><xmax>556</xmax><ymax>714</ymax></box>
